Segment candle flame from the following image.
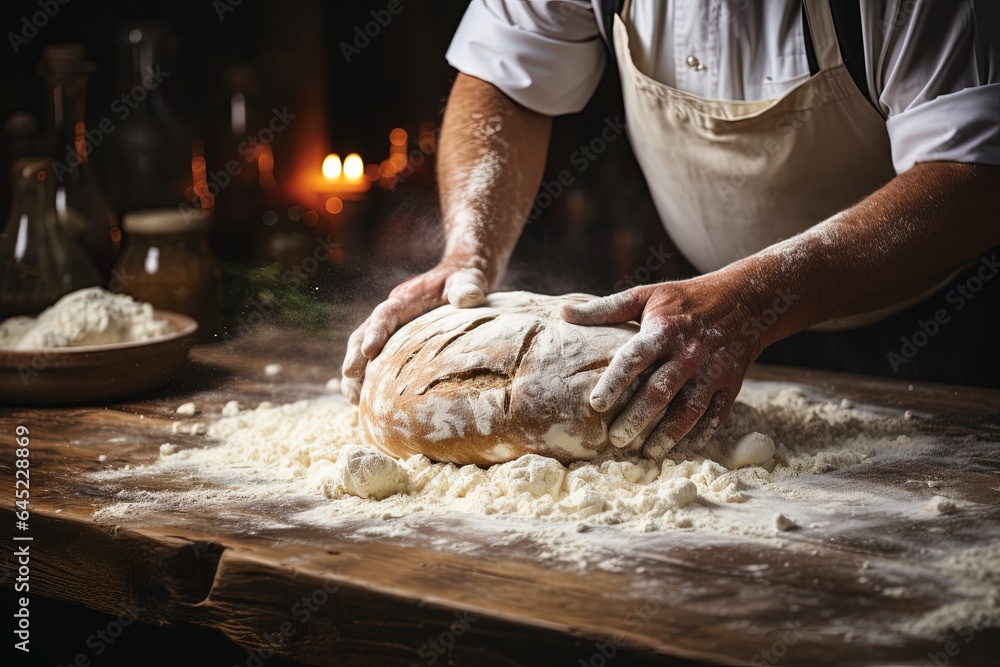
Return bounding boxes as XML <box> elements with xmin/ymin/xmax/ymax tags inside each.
<box><xmin>343</xmin><ymin>153</ymin><xmax>364</xmax><ymax>180</ymax></box>
<box><xmin>322</xmin><ymin>153</ymin><xmax>342</xmax><ymax>180</ymax></box>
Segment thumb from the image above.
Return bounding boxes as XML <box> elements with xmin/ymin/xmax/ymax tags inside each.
<box><xmin>444</xmin><ymin>268</ymin><xmax>489</xmax><ymax>308</ymax></box>
<box><xmin>561</xmin><ymin>287</ymin><xmax>649</xmax><ymax>326</ymax></box>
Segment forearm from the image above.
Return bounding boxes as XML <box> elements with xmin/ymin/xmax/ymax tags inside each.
<box><xmin>438</xmin><ymin>72</ymin><xmax>552</xmax><ymax>286</ymax></box>
<box><xmin>718</xmin><ymin>162</ymin><xmax>1000</xmax><ymax>349</ymax></box>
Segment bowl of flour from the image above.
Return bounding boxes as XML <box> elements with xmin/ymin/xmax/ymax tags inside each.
<box><xmin>0</xmin><ymin>287</ymin><xmax>197</xmax><ymax>404</ymax></box>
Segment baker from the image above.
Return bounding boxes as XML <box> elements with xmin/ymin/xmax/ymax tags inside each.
<box><xmin>343</xmin><ymin>1</ymin><xmax>999</xmax><ymax>455</ymax></box>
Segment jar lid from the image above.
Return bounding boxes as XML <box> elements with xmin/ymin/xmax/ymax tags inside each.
<box><xmin>123</xmin><ymin>208</ymin><xmax>208</xmax><ymax>234</ymax></box>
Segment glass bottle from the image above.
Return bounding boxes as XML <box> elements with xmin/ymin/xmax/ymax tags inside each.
<box><xmin>0</xmin><ymin>158</ymin><xmax>102</xmax><ymax>317</ymax></box>
<box><xmin>40</xmin><ymin>44</ymin><xmax>118</xmax><ymax>279</ymax></box>
<box><xmin>102</xmin><ymin>21</ymin><xmax>195</xmax><ymax>215</ymax></box>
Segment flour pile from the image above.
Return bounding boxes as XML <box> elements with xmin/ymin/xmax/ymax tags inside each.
<box><xmin>95</xmin><ymin>385</ymin><xmax>921</xmax><ymax>529</ymax></box>
<box><xmin>91</xmin><ymin>382</ymin><xmax>1000</xmax><ymax>642</ymax></box>
<box><xmin>0</xmin><ymin>287</ymin><xmax>170</xmax><ymax>349</ymax></box>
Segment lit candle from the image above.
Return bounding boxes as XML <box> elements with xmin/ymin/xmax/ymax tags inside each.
<box><xmin>316</xmin><ymin>152</ymin><xmax>369</xmax><ymax>198</ymax></box>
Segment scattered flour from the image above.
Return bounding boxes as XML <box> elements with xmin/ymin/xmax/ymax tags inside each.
<box><xmin>0</xmin><ymin>287</ymin><xmax>170</xmax><ymax>350</ymax></box>
<box><xmin>264</xmin><ymin>363</ymin><xmax>282</xmax><ymax>377</ymax></box>
<box><xmin>176</xmin><ymin>402</ymin><xmax>197</xmax><ymax>416</ymax></box>
<box><xmin>95</xmin><ymin>385</ymin><xmax>926</xmax><ymax>530</ymax></box>
<box><xmin>773</xmin><ymin>513</ymin><xmax>797</xmax><ymax>532</ymax></box>
<box><xmin>90</xmin><ymin>382</ymin><xmax>998</xmax><ymax>641</ymax></box>
<box><xmin>927</xmin><ymin>495</ymin><xmax>958</xmax><ymax>515</ymax></box>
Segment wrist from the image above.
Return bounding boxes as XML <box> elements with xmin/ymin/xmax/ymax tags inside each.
<box><xmin>709</xmin><ymin>261</ymin><xmax>803</xmax><ymax>356</ymax></box>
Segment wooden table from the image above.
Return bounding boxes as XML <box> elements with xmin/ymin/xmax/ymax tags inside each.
<box><xmin>2</xmin><ymin>327</ymin><xmax>999</xmax><ymax>666</ymax></box>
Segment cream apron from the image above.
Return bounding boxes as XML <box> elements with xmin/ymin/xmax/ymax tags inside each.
<box><xmin>613</xmin><ymin>0</ymin><xmax>940</xmax><ymax>329</ymax></box>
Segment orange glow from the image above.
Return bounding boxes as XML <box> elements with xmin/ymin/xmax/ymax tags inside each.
<box><xmin>74</xmin><ymin>121</ymin><xmax>88</xmax><ymax>163</ymax></box>
<box><xmin>389</xmin><ymin>152</ymin><xmax>408</xmax><ymax>171</ymax></box>
<box><xmin>379</xmin><ymin>159</ymin><xmax>397</xmax><ymax>177</ymax></box>
<box><xmin>364</xmin><ymin>163</ymin><xmax>381</xmax><ymax>181</ymax></box>
<box><xmin>258</xmin><ymin>144</ymin><xmax>275</xmax><ymax>190</ymax></box>
<box><xmin>36</xmin><ymin>170</ymin><xmax>46</xmax><ymax>182</ymax></box>
<box><xmin>343</xmin><ymin>153</ymin><xmax>364</xmax><ymax>180</ymax></box>
<box><xmin>304</xmin><ymin>210</ymin><xmax>319</xmax><ymax>227</ymax></box>
<box><xmin>418</xmin><ymin>131</ymin><xmax>436</xmax><ymax>154</ymax></box>
<box><xmin>322</xmin><ymin>153</ymin><xmax>342</xmax><ymax>180</ymax></box>
<box><xmin>389</xmin><ymin>128</ymin><xmax>407</xmax><ymax>147</ymax></box>
<box><xmin>325</xmin><ymin>196</ymin><xmax>344</xmax><ymax>214</ymax></box>
<box><xmin>191</xmin><ymin>152</ymin><xmax>214</xmax><ymax>208</ymax></box>
<box><xmin>110</xmin><ymin>227</ymin><xmax>122</xmax><ymax>244</ymax></box>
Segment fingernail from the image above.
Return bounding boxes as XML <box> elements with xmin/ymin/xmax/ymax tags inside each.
<box><xmin>361</xmin><ymin>328</ymin><xmax>383</xmax><ymax>357</ymax></box>
<box><xmin>590</xmin><ymin>392</ymin><xmax>608</xmax><ymax>412</ymax></box>
<box><xmin>449</xmin><ymin>283</ymin><xmax>484</xmax><ymax>308</ymax></box>
<box><xmin>609</xmin><ymin>426</ymin><xmax>632</xmax><ymax>448</ymax></box>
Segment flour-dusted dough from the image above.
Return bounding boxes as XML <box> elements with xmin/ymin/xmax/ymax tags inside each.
<box><xmin>359</xmin><ymin>292</ymin><xmax>647</xmax><ymax>465</ymax></box>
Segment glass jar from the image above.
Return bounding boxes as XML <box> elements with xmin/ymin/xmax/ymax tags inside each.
<box><xmin>114</xmin><ymin>208</ymin><xmax>222</xmax><ymax>341</ymax></box>
<box><xmin>0</xmin><ymin>158</ymin><xmax>102</xmax><ymax>317</ymax></box>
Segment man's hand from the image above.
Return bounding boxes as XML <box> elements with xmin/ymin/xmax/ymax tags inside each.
<box><xmin>342</xmin><ymin>73</ymin><xmax>553</xmax><ymax>405</ymax></box>
<box><xmin>561</xmin><ymin>277</ymin><xmax>759</xmax><ymax>458</ymax></box>
<box><xmin>341</xmin><ymin>258</ymin><xmax>490</xmax><ymax>404</ymax></box>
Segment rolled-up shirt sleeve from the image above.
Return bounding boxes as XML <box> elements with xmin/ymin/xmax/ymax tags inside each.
<box><xmin>445</xmin><ymin>0</ymin><xmax>606</xmax><ymax>116</ymax></box>
<box><xmin>870</xmin><ymin>0</ymin><xmax>1000</xmax><ymax>173</ymax></box>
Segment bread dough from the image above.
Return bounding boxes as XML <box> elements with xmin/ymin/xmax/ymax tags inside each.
<box><xmin>359</xmin><ymin>292</ymin><xmax>645</xmax><ymax>465</ymax></box>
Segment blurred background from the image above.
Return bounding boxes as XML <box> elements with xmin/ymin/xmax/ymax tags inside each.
<box><xmin>0</xmin><ymin>0</ymin><xmax>675</xmax><ymax>342</ymax></box>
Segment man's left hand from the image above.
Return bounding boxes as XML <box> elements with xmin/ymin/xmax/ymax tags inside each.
<box><xmin>561</xmin><ymin>277</ymin><xmax>761</xmax><ymax>458</ymax></box>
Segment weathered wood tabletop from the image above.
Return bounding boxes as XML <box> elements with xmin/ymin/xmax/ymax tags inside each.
<box><xmin>2</xmin><ymin>327</ymin><xmax>999</xmax><ymax>666</ymax></box>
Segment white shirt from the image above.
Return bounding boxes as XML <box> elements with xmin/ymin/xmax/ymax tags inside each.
<box><xmin>446</xmin><ymin>0</ymin><xmax>1000</xmax><ymax>173</ymax></box>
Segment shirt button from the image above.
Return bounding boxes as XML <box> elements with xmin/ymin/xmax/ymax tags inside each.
<box><xmin>686</xmin><ymin>55</ymin><xmax>701</xmax><ymax>69</ymax></box>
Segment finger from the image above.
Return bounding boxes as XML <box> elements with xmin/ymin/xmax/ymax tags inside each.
<box><xmin>590</xmin><ymin>330</ymin><xmax>666</xmax><ymax>412</ymax></box>
<box><xmin>607</xmin><ymin>361</ymin><xmax>688</xmax><ymax>448</ymax></box>
<box><xmin>642</xmin><ymin>382</ymin><xmax>713</xmax><ymax>459</ymax></box>
<box><xmin>361</xmin><ymin>295</ymin><xmax>434</xmax><ymax>359</ymax></box>
<box><xmin>444</xmin><ymin>268</ymin><xmax>488</xmax><ymax>308</ymax></box>
<box><xmin>341</xmin><ymin>375</ymin><xmax>363</xmax><ymax>406</ymax></box>
<box><xmin>561</xmin><ymin>288</ymin><xmax>648</xmax><ymax>326</ymax></box>
<box><xmin>683</xmin><ymin>390</ymin><xmax>736</xmax><ymax>450</ymax></box>
<box><xmin>342</xmin><ymin>318</ymin><xmax>371</xmax><ymax>380</ymax></box>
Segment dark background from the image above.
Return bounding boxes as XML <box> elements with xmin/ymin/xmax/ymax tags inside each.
<box><xmin>2</xmin><ymin>0</ymin><xmax>998</xmax><ymax>382</ymax></box>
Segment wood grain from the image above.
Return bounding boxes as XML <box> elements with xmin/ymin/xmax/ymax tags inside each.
<box><xmin>2</xmin><ymin>326</ymin><xmax>999</xmax><ymax>666</ymax></box>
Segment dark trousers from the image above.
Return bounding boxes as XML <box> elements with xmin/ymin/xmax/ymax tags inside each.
<box><xmin>758</xmin><ymin>247</ymin><xmax>1000</xmax><ymax>389</ymax></box>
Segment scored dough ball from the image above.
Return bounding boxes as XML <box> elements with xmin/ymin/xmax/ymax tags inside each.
<box><xmin>359</xmin><ymin>292</ymin><xmax>646</xmax><ymax>466</ymax></box>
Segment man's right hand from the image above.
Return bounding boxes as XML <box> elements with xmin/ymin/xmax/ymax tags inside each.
<box><xmin>340</xmin><ymin>258</ymin><xmax>491</xmax><ymax>404</ymax></box>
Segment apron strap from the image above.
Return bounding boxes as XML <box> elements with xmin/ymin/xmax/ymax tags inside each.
<box><xmin>802</xmin><ymin>0</ymin><xmax>844</xmax><ymax>70</ymax></box>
